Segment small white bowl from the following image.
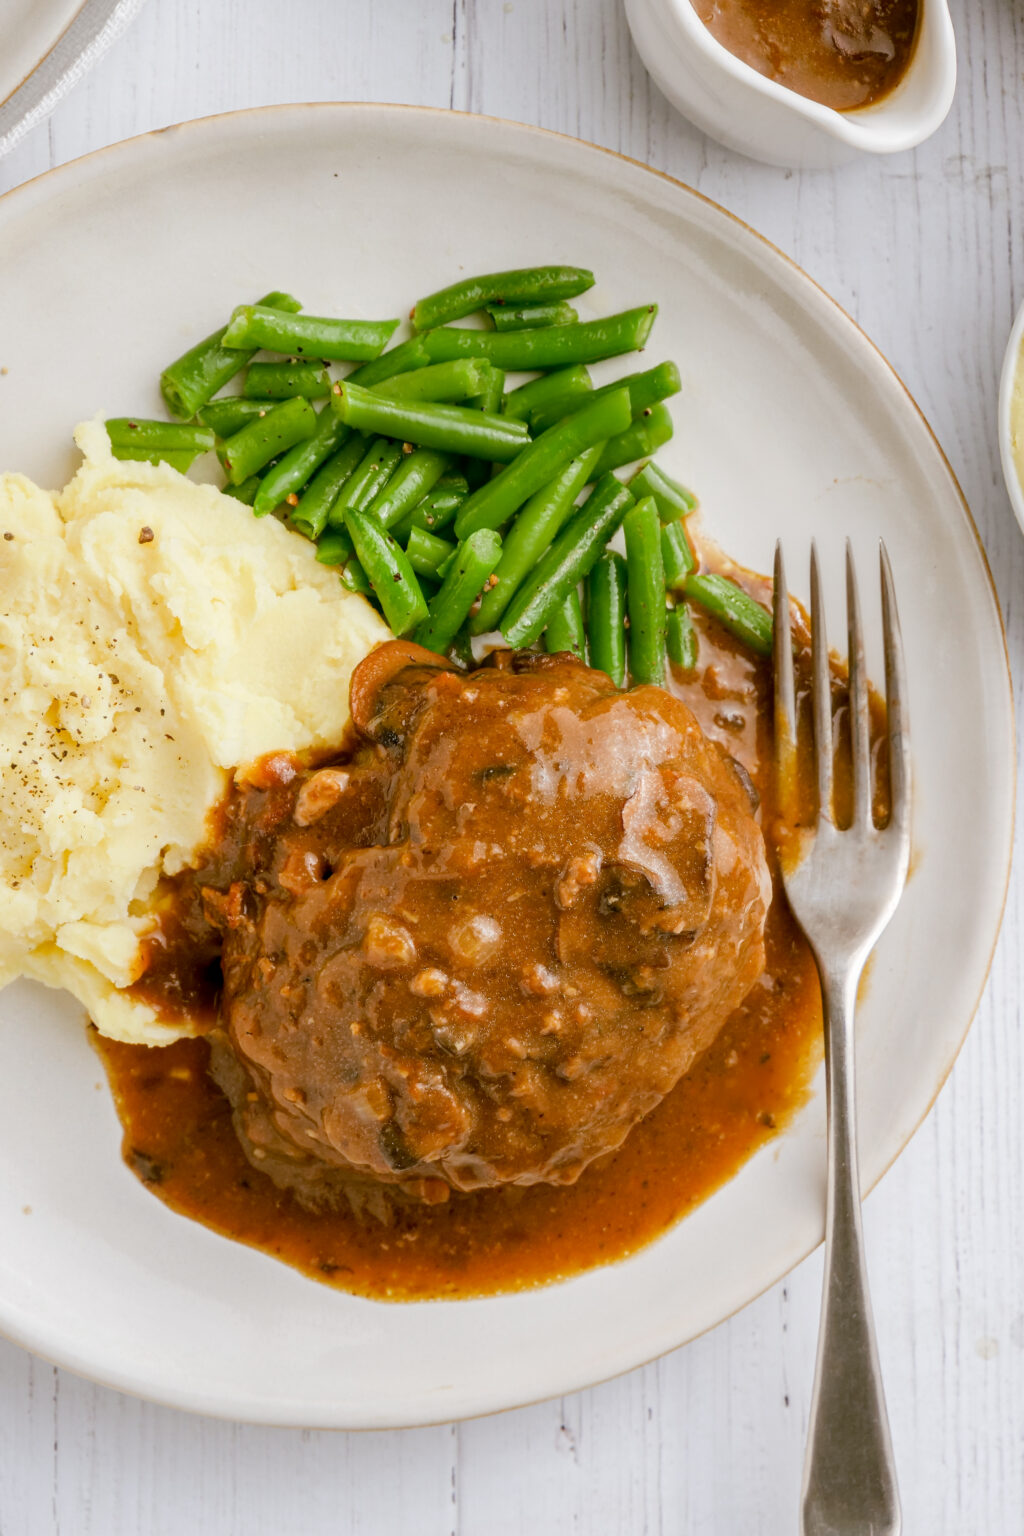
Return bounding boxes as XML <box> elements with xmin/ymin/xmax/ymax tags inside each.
<box><xmin>999</xmin><ymin>299</ymin><xmax>1024</xmax><ymax>534</ymax></box>
<box><xmin>624</xmin><ymin>0</ymin><xmax>957</xmax><ymax>170</ymax></box>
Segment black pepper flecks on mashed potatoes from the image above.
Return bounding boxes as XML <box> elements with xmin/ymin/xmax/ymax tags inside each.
<box><xmin>0</xmin><ymin>420</ymin><xmax>389</xmax><ymax>1043</ymax></box>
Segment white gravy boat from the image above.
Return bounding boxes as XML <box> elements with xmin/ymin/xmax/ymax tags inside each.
<box><xmin>625</xmin><ymin>0</ymin><xmax>956</xmax><ymax>169</ymax></box>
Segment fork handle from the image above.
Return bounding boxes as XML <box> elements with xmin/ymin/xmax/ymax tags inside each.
<box><xmin>801</xmin><ymin>962</ymin><xmax>901</xmax><ymax>1536</ymax></box>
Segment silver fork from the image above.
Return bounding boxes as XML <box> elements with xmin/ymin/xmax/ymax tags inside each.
<box><xmin>773</xmin><ymin>541</ymin><xmax>911</xmax><ymax>1536</ymax></box>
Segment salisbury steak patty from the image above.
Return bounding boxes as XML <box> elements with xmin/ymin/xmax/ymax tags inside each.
<box><xmin>204</xmin><ymin>642</ymin><xmax>771</xmax><ymax>1204</ymax></box>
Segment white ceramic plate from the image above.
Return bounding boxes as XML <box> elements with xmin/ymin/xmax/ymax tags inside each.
<box><xmin>0</xmin><ymin>0</ymin><xmax>147</xmax><ymax>159</ymax></box>
<box><xmin>0</xmin><ymin>105</ymin><xmax>1012</xmax><ymax>1428</ymax></box>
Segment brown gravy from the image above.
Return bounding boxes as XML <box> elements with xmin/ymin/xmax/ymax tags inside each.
<box><xmin>94</xmin><ymin>570</ymin><xmax>885</xmax><ymax>1301</ymax></box>
<box><xmin>692</xmin><ymin>0</ymin><xmax>920</xmax><ymax>112</ymax></box>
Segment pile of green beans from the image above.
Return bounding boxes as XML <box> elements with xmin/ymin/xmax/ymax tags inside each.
<box><xmin>108</xmin><ymin>264</ymin><xmax>772</xmax><ymax>671</ymax></box>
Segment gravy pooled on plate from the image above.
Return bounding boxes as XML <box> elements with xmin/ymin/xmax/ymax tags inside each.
<box><xmin>692</xmin><ymin>0</ymin><xmax>920</xmax><ymax>111</ymax></box>
<box><xmin>94</xmin><ymin>574</ymin><xmax>883</xmax><ymax>1300</ymax></box>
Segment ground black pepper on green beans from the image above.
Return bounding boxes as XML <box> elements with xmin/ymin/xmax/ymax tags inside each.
<box><xmin>332</xmin><ymin>381</ymin><xmax>530</xmax><ymax>462</ymax></box>
<box><xmin>220</xmin><ymin>397</ymin><xmax>317</xmax><ymax>488</ymax></box>
<box><xmin>456</xmin><ymin>388</ymin><xmax>631</xmax><ymax>538</ymax></box>
<box><xmin>346</xmin><ymin>336</ymin><xmax>431</xmax><ymax>389</ymax></box>
<box><xmin>413</xmin><ymin>529</ymin><xmax>503</xmax><ymax>654</ymax></box>
<box><xmin>367</xmin><ymin>448</ymin><xmax>452</xmax><ymax>529</ymax></box>
<box><xmin>422</xmin><ymin>305</ymin><xmax>657</xmax><ymax>371</ymax></box>
<box><xmin>253</xmin><ymin>410</ymin><xmax>349</xmax><ymax>517</ymax></box>
<box><xmin>105</xmin><ymin>419</ymin><xmax>214</xmax><ymax>467</ymax></box>
<box><xmin>530</xmin><ymin>360</ymin><xmax>681</xmax><ymax>435</ymax></box>
<box><xmin>412</xmin><ymin>264</ymin><xmax>594</xmax><ymax>331</ymax></box>
<box><xmin>243</xmin><ymin>362</ymin><xmax>332</xmax><ymax>400</ymax></box>
<box><xmin>291</xmin><ymin>435</ymin><xmax>368</xmax><ymax>539</ymax></box>
<box><xmin>160</xmin><ymin>290</ymin><xmax>301</xmax><ymax>420</ymax></box>
<box><xmin>593</xmin><ymin>402</ymin><xmax>674</xmax><ymax>478</ymax></box>
<box><xmin>407</xmin><ymin>525</ymin><xmax>457</xmax><ymax>578</ymax></box>
<box><xmin>327</xmin><ymin>438</ymin><xmax>405</xmax><ymax>525</ymax></box>
<box><xmin>344</xmin><ymin>506</ymin><xmax>427</xmax><ymax>635</ymax></box>
<box><xmin>126</xmin><ymin>267</ymin><xmax>775</xmax><ymax>678</ymax></box>
<box><xmin>222</xmin><ymin>306</ymin><xmax>399</xmax><ymax>362</ymax></box>
<box><xmin>501</xmin><ymin>473</ymin><xmax>635</xmax><ymax>648</ymax></box>
<box><xmin>403</xmin><ymin>474</ymin><xmax>469</xmax><ymax>535</ymax></box>
<box><xmin>198</xmin><ymin>398</ymin><xmax>274</xmax><ymax>438</ymax></box>
<box><xmin>470</xmin><ymin>446</ymin><xmax>602</xmax><ymax>636</ymax></box>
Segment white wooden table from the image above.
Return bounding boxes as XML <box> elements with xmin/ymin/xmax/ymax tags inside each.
<box><xmin>1</xmin><ymin>2</ymin><xmax>1021</xmax><ymax>1530</ymax></box>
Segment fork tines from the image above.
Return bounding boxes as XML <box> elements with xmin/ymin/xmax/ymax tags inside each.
<box><xmin>773</xmin><ymin>540</ymin><xmax>910</xmax><ymax>837</ymax></box>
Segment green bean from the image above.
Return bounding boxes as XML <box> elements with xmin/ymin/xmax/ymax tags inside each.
<box><xmin>253</xmin><ymin>410</ymin><xmax>349</xmax><ymax>517</ymax></box>
<box><xmin>315</xmin><ymin>530</ymin><xmax>373</xmax><ymax>595</ymax></box>
<box><xmin>400</xmin><ymin>475</ymin><xmax>469</xmax><ymax>536</ymax></box>
<box><xmin>585</xmin><ymin>551</ymin><xmax>628</xmax><ymax>687</ymax></box>
<box><xmin>667</xmin><ymin>603</ymin><xmax>699</xmax><ymax>671</ymax></box>
<box><xmin>455</xmin><ymin>388</ymin><xmax>631</xmax><ymax>539</ymax></box>
<box><xmin>624</xmin><ymin>496</ymin><xmax>666</xmax><ymax>686</ymax></box>
<box><xmin>375</xmin><ymin>360</ymin><xmax>492</xmax><ymax>404</ymax></box>
<box><xmin>435</xmin><ymin>547</ymin><xmax>457</xmax><ymax>582</ymax></box>
<box><xmin>105</xmin><ymin>419</ymin><xmax>214</xmax><ymax>467</ymax></box>
<box><xmin>662</xmin><ymin>517</ymin><xmax>696</xmax><ymax>590</ymax></box>
<box><xmin>531</xmin><ymin>360</ymin><xmax>681</xmax><ymax>435</ymax></box>
<box><xmin>223</xmin><ymin>473</ymin><xmax>263</xmax><ymax>507</ymax></box>
<box><xmin>114</xmin><ymin>448</ymin><xmax>195</xmax><ymax>472</ymax></box>
<box><xmin>345</xmin><ymin>336</ymin><xmax>431</xmax><ymax>388</ymax></box>
<box><xmin>421</xmin><ymin>305</ymin><xmax>657</xmax><ymax>370</ymax></box>
<box><xmin>344</xmin><ymin>507</ymin><xmax>428</xmax><ymax>635</ymax></box>
<box><xmin>339</xmin><ymin>560</ymin><xmax>374</xmax><ymax>597</ymax></box>
<box><xmin>220</xmin><ymin>397</ymin><xmax>318</xmax><ymax>486</ymax></box>
<box><xmin>488</xmin><ymin>301</ymin><xmax>578</xmax><ymax>332</ymax></box>
<box><xmin>501</xmin><ymin>474</ymin><xmax>634</xmax><ymax>648</ymax></box>
<box><xmin>470</xmin><ymin>446</ymin><xmax>602</xmax><ymax>635</ymax></box>
<box><xmin>460</xmin><ymin>364</ymin><xmax>508</xmax><ymax>488</ymax></box>
<box><xmin>629</xmin><ymin>459</ymin><xmax>697</xmax><ymax>521</ymax></box>
<box><xmin>160</xmin><ymin>290</ymin><xmax>301</xmax><ymax>419</ymax></box>
<box><xmin>222</xmin><ymin>306</ymin><xmax>399</xmax><ymax>362</ymax></box>
<box><xmin>328</xmin><ymin>438</ymin><xmax>405</xmax><ymax>525</ymax></box>
<box><xmin>683</xmin><ymin>573</ymin><xmax>773</xmax><ymax>656</ymax></box>
<box><xmin>593</xmin><ymin>403</ymin><xmax>674</xmax><ymax>477</ymax></box>
<box><xmin>197</xmin><ymin>398</ymin><xmax>276</xmax><ymax>437</ymax></box>
<box><xmin>544</xmin><ymin>588</ymin><xmax>587</xmax><ymax>659</ymax></box>
<box><xmin>413</xmin><ymin>530</ymin><xmax>503</xmax><ymax>654</ymax></box>
<box><xmin>460</xmin><ymin>365</ymin><xmax>507</xmax><ymax>490</ymax></box>
<box><xmin>450</xmin><ymin>622</ymin><xmax>475</xmax><ymax>670</ymax></box>
<box><xmin>243</xmin><ymin>361</ymin><xmax>332</xmax><ymax>400</ymax></box>
<box><xmin>502</xmin><ymin>365</ymin><xmax>592</xmax><ymax>424</ymax></box>
<box><xmin>315</xmin><ymin>528</ymin><xmax>354</xmax><ymax>565</ymax></box>
<box><xmin>413</xmin><ymin>265</ymin><xmax>595</xmax><ymax>330</ymax></box>
<box><xmin>367</xmin><ymin>448</ymin><xmax>452</xmax><ymax>529</ymax></box>
<box><xmin>331</xmin><ymin>381</ymin><xmax>530</xmax><ymax>462</ymax></box>
<box><xmin>469</xmin><ymin>363</ymin><xmax>505</xmax><ymax>414</ymax></box>
<box><xmin>407</xmin><ymin>525</ymin><xmax>457</xmax><ymax>578</ymax></box>
<box><xmin>291</xmin><ymin>435</ymin><xmax>368</xmax><ymax>539</ymax></box>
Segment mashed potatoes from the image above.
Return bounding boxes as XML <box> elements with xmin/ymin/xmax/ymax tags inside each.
<box><xmin>0</xmin><ymin>421</ymin><xmax>389</xmax><ymax>1043</ymax></box>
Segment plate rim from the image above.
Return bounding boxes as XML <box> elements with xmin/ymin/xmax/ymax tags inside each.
<box><xmin>0</xmin><ymin>101</ymin><xmax>1014</xmax><ymax>1426</ymax></box>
